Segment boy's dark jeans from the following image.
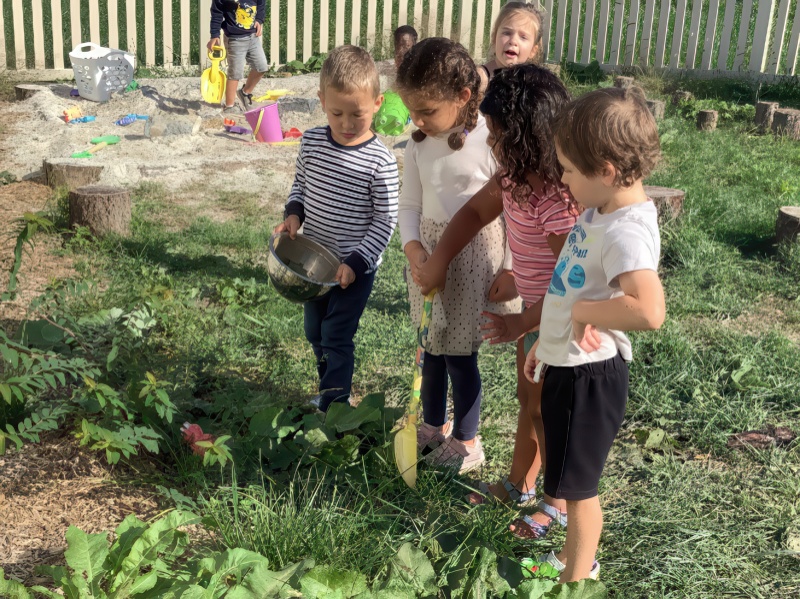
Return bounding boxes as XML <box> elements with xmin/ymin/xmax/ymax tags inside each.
<box><xmin>303</xmin><ymin>271</ymin><xmax>375</xmax><ymax>412</ymax></box>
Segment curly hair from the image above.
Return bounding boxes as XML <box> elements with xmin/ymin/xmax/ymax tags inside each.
<box><xmin>553</xmin><ymin>86</ymin><xmax>661</xmax><ymax>188</ymax></box>
<box><xmin>395</xmin><ymin>37</ymin><xmax>481</xmax><ymax>151</ymax></box>
<box><xmin>480</xmin><ymin>64</ymin><xmax>571</xmax><ymax>205</ymax></box>
<box><xmin>488</xmin><ymin>1</ymin><xmax>546</xmax><ymax>64</ymax></box>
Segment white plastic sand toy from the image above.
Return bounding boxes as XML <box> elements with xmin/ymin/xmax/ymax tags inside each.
<box><xmin>69</xmin><ymin>42</ymin><xmax>135</xmax><ymax>102</ymax></box>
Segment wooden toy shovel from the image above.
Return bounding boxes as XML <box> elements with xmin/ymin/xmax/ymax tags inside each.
<box><xmin>394</xmin><ymin>290</ymin><xmax>436</xmax><ymax>488</ymax></box>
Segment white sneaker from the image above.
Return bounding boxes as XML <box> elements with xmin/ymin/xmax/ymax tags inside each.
<box><xmin>417</xmin><ymin>421</ymin><xmax>452</xmax><ymax>455</ymax></box>
<box><xmin>428</xmin><ymin>436</ymin><xmax>486</xmax><ymax>474</ymax></box>
<box><xmin>538</xmin><ymin>551</ymin><xmax>600</xmax><ymax>581</ymax></box>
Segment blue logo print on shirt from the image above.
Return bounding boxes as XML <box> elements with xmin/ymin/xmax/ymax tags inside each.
<box><xmin>548</xmin><ymin>256</ymin><xmax>569</xmax><ymax>296</ymax></box>
<box><xmin>567</xmin><ymin>264</ymin><xmax>586</xmax><ymax>289</ymax></box>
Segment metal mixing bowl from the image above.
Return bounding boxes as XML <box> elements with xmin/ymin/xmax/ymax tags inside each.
<box><xmin>267</xmin><ymin>232</ymin><xmax>339</xmax><ymax>303</ymax></box>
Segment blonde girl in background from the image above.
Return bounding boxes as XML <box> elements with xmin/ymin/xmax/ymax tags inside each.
<box><xmin>479</xmin><ymin>1</ymin><xmax>546</xmax><ymax>94</ymax></box>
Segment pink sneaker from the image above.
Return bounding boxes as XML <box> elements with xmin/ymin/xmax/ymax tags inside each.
<box><xmin>428</xmin><ymin>436</ymin><xmax>486</xmax><ymax>474</ymax></box>
<box><xmin>417</xmin><ymin>421</ymin><xmax>452</xmax><ymax>455</ymax></box>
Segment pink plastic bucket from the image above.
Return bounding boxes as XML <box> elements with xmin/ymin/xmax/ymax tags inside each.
<box><xmin>244</xmin><ymin>102</ymin><xmax>283</xmax><ymax>143</ymax></box>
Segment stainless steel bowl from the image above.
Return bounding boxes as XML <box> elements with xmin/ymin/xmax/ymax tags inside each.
<box><xmin>267</xmin><ymin>232</ymin><xmax>339</xmax><ymax>303</ymax></box>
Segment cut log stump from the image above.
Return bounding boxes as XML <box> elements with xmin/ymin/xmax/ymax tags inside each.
<box><xmin>697</xmin><ymin>110</ymin><xmax>718</xmax><ymax>131</ymax></box>
<box><xmin>672</xmin><ymin>90</ymin><xmax>693</xmax><ymax>105</ymax></box>
<box><xmin>755</xmin><ymin>101</ymin><xmax>779</xmax><ymax>133</ymax></box>
<box><xmin>15</xmin><ymin>84</ymin><xmax>45</xmax><ymax>101</ymax></box>
<box><xmin>543</xmin><ymin>62</ymin><xmax>562</xmax><ymax>77</ymax></box>
<box><xmin>68</xmin><ymin>185</ymin><xmax>131</xmax><ymax>237</ymax></box>
<box><xmin>771</xmin><ymin>109</ymin><xmax>800</xmax><ymax>140</ymax></box>
<box><xmin>43</xmin><ymin>159</ymin><xmax>104</xmax><ymax>191</ymax></box>
<box><xmin>614</xmin><ymin>76</ymin><xmax>634</xmax><ymax>89</ymax></box>
<box><xmin>644</xmin><ymin>186</ymin><xmax>684</xmax><ymax>224</ymax></box>
<box><xmin>646</xmin><ymin>99</ymin><xmax>665</xmax><ymax>120</ymax></box>
<box><xmin>776</xmin><ymin>207</ymin><xmax>800</xmax><ymax>244</ymax></box>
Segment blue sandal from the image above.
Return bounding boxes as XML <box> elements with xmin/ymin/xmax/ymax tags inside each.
<box><xmin>467</xmin><ymin>476</ymin><xmax>537</xmax><ymax>507</ymax></box>
<box><xmin>510</xmin><ymin>500</ymin><xmax>568</xmax><ymax>539</ymax></box>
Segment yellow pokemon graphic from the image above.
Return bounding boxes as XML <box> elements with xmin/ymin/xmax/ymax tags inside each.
<box><xmin>235</xmin><ymin>3</ymin><xmax>257</xmax><ymax>29</ymax></box>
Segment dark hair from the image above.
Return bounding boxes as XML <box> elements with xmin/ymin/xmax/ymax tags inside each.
<box><xmin>395</xmin><ymin>37</ymin><xmax>480</xmax><ymax>151</ymax></box>
<box><xmin>481</xmin><ymin>64</ymin><xmax>570</xmax><ymax>205</ymax></box>
<box><xmin>393</xmin><ymin>25</ymin><xmax>418</xmax><ymax>46</ymax></box>
<box><xmin>554</xmin><ymin>86</ymin><xmax>661</xmax><ymax>188</ymax></box>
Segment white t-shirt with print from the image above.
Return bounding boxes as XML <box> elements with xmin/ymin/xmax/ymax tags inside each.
<box><xmin>535</xmin><ymin>201</ymin><xmax>661</xmax><ymax>367</ymax></box>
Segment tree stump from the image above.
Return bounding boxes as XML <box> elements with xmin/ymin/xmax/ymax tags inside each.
<box><xmin>43</xmin><ymin>159</ymin><xmax>104</xmax><ymax>191</ymax></box>
<box><xmin>543</xmin><ymin>62</ymin><xmax>562</xmax><ymax>77</ymax></box>
<box><xmin>696</xmin><ymin>110</ymin><xmax>718</xmax><ymax>131</ymax></box>
<box><xmin>672</xmin><ymin>90</ymin><xmax>693</xmax><ymax>105</ymax></box>
<box><xmin>68</xmin><ymin>186</ymin><xmax>131</xmax><ymax>237</ymax></box>
<box><xmin>646</xmin><ymin>99</ymin><xmax>665</xmax><ymax>121</ymax></box>
<box><xmin>144</xmin><ymin>116</ymin><xmax>202</xmax><ymax>138</ymax></box>
<box><xmin>614</xmin><ymin>76</ymin><xmax>634</xmax><ymax>89</ymax></box>
<box><xmin>776</xmin><ymin>207</ymin><xmax>800</xmax><ymax>244</ymax></box>
<box><xmin>15</xmin><ymin>84</ymin><xmax>45</xmax><ymax>101</ymax></box>
<box><xmin>644</xmin><ymin>186</ymin><xmax>684</xmax><ymax>224</ymax></box>
<box><xmin>771</xmin><ymin>109</ymin><xmax>800</xmax><ymax>140</ymax></box>
<box><xmin>754</xmin><ymin>101</ymin><xmax>779</xmax><ymax>134</ymax></box>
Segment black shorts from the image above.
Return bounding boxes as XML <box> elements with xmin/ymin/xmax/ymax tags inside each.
<box><xmin>541</xmin><ymin>353</ymin><xmax>629</xmax><ymax>501</ymax></box>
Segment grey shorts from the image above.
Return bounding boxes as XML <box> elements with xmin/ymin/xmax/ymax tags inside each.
<box><xmin>224</xmin><ymin>33</ymin><xmax>269</xmax><ymax>80</ymax></box>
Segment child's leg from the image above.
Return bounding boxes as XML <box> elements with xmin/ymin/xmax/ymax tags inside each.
<box><xmin>508</xmin><ymin>337</ymin><xmax>539</xmax><ymax>492</ymax></box>
<box><xmin>303</xmin><ymin>295</ymin><xmax>332</xmax><ymax>381</ymax></box>
<box><xmin>421</xmin><ymin>352</ymin><xmax>449</xmax><ymax>429</ymax></box>
<box><xmin>242</xmin><ymin>35</ymin><xmax>269</xmax><ymax>94</ymax></box>
<box><xmin>312</xmin><ymin>271</ymin><xmax>376</xmax><ymax>411</ymax></box>
<box><xmin>225</xmin><ymin>79</ymin><xmax>239</xmax><ymax>107</ymax></box>
<box><xmin>559</xmin><ymin>497</ymin><xmax>602</xmax><ymax>582</ymax></box>
<box><xmin>223</xmin><ymin>35</ymin><xmax>246</xmax><ymax>107</ymax></box>
<box><xmin>443</xmin><ymin>353</ymin><xmax>481</xmax><ymax>443</ymax></box>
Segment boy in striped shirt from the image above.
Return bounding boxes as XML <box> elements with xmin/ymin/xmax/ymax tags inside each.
<box><xmin>274</xmin><ymin>45</ymin><xmax>400</xmax><ymax>412</ymax></box>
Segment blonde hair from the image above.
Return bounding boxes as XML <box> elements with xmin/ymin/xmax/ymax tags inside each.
<box><xmin>319</xmin><ymin>45</ymin><xmax>381</xmax><ymax>97</ymax></box>
<box><xmin>554</xmin><ymin>87</ymin><xmax>661</xmax><ymax>188</ymax></box>
<box><xmin>488</xmin><ymin>1</ymin><xmax>545</xmax><ymax>63</ymax></box>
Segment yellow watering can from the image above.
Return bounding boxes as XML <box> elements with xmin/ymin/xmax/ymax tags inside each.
<box><xmin>201</xmin><ymin>46</ymin><xmax>227</xmax><ymax>104</ymax></box>
<box><xmin>394</xmin><ymin>290</ymin><xmax>436</xmax><ymax>488</ymax></box>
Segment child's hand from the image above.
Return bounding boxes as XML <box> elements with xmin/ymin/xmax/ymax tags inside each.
<box><xmin>481</xmin><ymin>311</ymin><xmax>527</xmax><ymax>345</ymax></box>
<box><xmin>417</xmin><ymin>255</ymin><xmax>447</xmax><ymax>295</ymax></box>
<box><xmin>404</xmin><ymin>242</ymin><xmax>430</xmax><ymax>289</ymax></box>
<box><xmin>273</xmin><ymin>215</ymin><xmax>300</xmax><ymax>239</ymax></box>
<box><xmin>336</xmin><ymin>264</ymin><xmax>355</xmax><ymax>289</ymax></box>
<box><xmin>523</xmin><ymin>338</ymin><xmax>540</xmax><ymax>384</ymax></box>
<box><xmin>488</xmin><ymin>270</ymin><xmax>518</xmax><ymax>302</ymax></box>
<box><xmin>255</xmin><ymin>22</ymin><xmax>263</xmax><ymax>37</ymax></box>
<box><xmin>572</xmin><ymin>319</ymin><xmax>602</xmax><ymax>353</ymax></box>
<box><xmin>207</xmin><ymin>37</ymin><xmax>221</xmax><ymax>51</ymax></box>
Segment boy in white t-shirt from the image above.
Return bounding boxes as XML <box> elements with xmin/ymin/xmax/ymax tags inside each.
<box><xmin>524</xmin><ymin>86</ymin><xmax>666</xmax><ymax>582</ymax></box>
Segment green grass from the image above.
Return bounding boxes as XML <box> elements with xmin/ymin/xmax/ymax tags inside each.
<box><xmin>4</xmin><ymin>75</ymin><xmax>800</xmax><ymax>597</ymax></box>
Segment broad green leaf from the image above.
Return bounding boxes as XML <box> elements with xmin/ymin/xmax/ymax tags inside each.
<box><xmin>110</xmin><ymin>510</ymin><xmax>199</xmax><ymax>594</ymax></box>
<box><xmin>381</xmin><ymin>543</ymin><xmax>437</xmax><ymax>596</ymax></box>
<box><xmin>0</xmin><ymin>568</ymin><xmax>33</xmax><ymax>599</ymax></box>
<box><xmin>460</xmin><ymin>547</ymin><xmax>509</xmax><ymax>598</ymax></box>
<box><xmin>543</xmin><ymin>579</ymin><xmax>608</xmax><ymax>599</ymax></box>
<box><xmin>200</xmin><ymin>548</ymin><xmax>270</xmax><ymax>597</ymax></box>
<box><xmin>299</xmin><ymin>565</ymin><xmax>368</xmax><ymax>599</ymax></box>
<box><xmin>0</xmin><ymin>383</ymin><xmax>11</xmax><ymax>404</ymax></box>
<box><xmin>156</xmin><ymin>583</ymin><xmax>211</xmax><ymax>599</ymax></box>
<box><xmin>228</xmin><ymin>558</ymin><xmax>313</xmax><ymax>599</ymax></box>
<box><xmin>63</xmin><ymin>526</ymin><xmax>110</xmax><ymax>596</ymax></box>
<box><xmin>324</xmin><ymin>402</ymin><xmax>381</xmax><ymax>433</ymax></box>
<box><xmin>516</xmin><ymin>579</ymin><xmax>558</xmax><ymax>598</ymax></box>
<box><xmin>250</xmin><ymin>407</ymin><xmax>301</xmax><ymax>439</ymax></box>
<box><xmin>129</xmin><ymin>570</ymin><xmax>159</xmax><ymax>595</ymax></box>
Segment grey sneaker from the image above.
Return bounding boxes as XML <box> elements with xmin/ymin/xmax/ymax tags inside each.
<box><xmin>221</xmin><ymin>103</ymin><xmax>242</xmax><ymax>114</ymax></box>
<box><xmin>428</xmin><ymin>436</ymin><xmax>486</xmax><ymax>474</ymax></box>
<box><xmin>417</xmin><ymin>421</ymin><xmax>452</xmax><ymax>455</ymax></box>
<box><xmin>237</xmin><ymin>88</ymin><xmax>254</xmax><ymax>108</ymax></box>
<box><xmin>538</xmin><ymin>551</ymin><xmax>600</xmax><ymax>580</ymax></box>
<box><xmin>310</xmin><ymin>394</ymin><xmax>352</xmax><ymax>412</ymax></box>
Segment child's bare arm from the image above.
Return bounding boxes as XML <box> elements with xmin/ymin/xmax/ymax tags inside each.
<box><xmin>572</xmin><ymin>269</ymin><xmax>665</xmax><ymax>333</ymax></box>
<box><xmin>416</xmin><ymin>177</ymin><xmax>504</xmax><ymax>294</ymax></box>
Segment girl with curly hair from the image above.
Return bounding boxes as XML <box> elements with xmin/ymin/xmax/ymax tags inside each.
<box><xmin>396</xmin><ymin>37</ymin><xmax>522</xmax><ymax>473</ymax></box>
<box><xmin>416</xmin><ymin>64</ymin><xmax>578</xmax><ymax>539</ymax></box>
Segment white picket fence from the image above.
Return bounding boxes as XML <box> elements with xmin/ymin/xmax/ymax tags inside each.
<box><xmin>1</xmin><ymin>0</ymin><xmax>799</xmax><ymax>77</ymax></box>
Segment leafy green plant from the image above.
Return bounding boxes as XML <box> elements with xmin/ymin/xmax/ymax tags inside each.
<box><xmin>0</xmin><ymin>171</ymin><xmax>17</xmax><ymax>186</ymax></box>
<box><xmin>2</xmin><ymin>212</ymin><xmax>54</xmax><ymax>301</ymax></box>
<box><xmin>677</xmin><ymin>98</ymin><xmax>756</xmax><ymax>123</ymax></box>
<box><xmin>276</xmin><ymin>52</ymin><xmax>327</xmax><ymax>75</ymax></box>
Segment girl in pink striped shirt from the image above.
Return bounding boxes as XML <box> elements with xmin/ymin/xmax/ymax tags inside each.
<box><xmin>417</xmin><ymin>64</ymin><xmax>579</xmax><ymax>539</ymax></box>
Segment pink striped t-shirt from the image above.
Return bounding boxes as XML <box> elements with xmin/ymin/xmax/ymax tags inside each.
<box><xmin>502</xmin><ymin>178</ymin><xmax>579</xmax><ymax>306</ymax></box>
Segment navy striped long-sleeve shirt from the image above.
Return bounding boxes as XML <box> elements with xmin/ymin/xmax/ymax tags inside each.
<box><xmin>285</xmin><ymin>126</ymin><xmax>399</xmax><ymax>279</ymax></box>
